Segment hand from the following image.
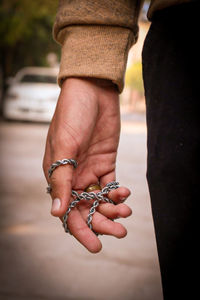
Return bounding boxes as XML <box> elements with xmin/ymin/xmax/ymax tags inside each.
<box><xmin>43</xmin><ymin>77</ymin><xmax>132</xmax><ymax>253</ymax></box>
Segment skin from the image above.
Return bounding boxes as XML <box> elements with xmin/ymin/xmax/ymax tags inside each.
<box><xmin>43</xmin><ymin>77</ymin><xmax>132</xmax><ymax>253</ymax></box>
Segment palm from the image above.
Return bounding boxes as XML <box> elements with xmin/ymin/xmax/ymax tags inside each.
<box><xmin>73</xmin><ymin>98</ymin><xmax>120</xmax><ymax>190</ymax></box>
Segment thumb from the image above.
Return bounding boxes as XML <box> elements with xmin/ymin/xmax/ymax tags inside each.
<box><xmin>49</xmin><ymin>159</ymin><xmax>76</xmax><ymax>217</ymax></box>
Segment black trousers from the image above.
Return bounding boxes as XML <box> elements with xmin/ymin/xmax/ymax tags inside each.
<box><xmin>142</xmin><ymin>3</ymin><xmax>200</xmax><ymax>299</ymax></box>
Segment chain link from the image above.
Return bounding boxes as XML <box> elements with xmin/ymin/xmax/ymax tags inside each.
<box><xmin>63</xmin><ymin>181</ymin><xmax>119</xmax><ymax>235</ymax></box>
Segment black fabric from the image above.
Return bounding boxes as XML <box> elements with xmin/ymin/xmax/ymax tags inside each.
<box><xmin>142</xmin><ymin>3</ymin><xmax>200</xmax><ymax>299</ymax></box>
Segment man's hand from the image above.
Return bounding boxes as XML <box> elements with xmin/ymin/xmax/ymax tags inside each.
<box><xmin>43</xmin><ymin>77</ymin><xmax>132</xmax><ymax>253</ymax></box>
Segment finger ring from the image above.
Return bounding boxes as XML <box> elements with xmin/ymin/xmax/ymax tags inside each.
<box><xmin>85</xmin><ymin>184</ymin><xmax>101</xmax><ymax>193</ymax></box>
<box><xmin>46</xmin><ymin>158</ymin><xmax>78</xmax><ymax>194</ymax></box>
<box><xmin>48</xmin><ymin>158</ymin><xmax>77</xmax><ymax>178</ymax></box>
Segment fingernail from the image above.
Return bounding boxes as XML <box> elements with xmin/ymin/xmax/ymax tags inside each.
<box><xmin>51</xmin><ymin>198</ymin><xmax>61</xmax><ymax>213</ymax></box>
<box><xmin>120</xmin><ymin>197</ymin><xmax>127</xmax><ymax>202</ymax></box>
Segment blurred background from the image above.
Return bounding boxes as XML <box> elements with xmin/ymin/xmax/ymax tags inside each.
<box><xmin>0</xmin><ymin>1</ymin><xmax>163</xmax><ymax>300</ymax></box>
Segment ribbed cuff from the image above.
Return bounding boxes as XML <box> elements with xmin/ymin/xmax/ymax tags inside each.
<box><xmin>57</xmin><ymin>25</ymin><xmax>135</xmax><ymax>93</ymax></box>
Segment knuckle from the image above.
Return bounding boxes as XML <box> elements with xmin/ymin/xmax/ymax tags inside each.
<box><xmin>76</xmin><ymin>225</ymin><xmax>88</xmax><ymax>234</ymax></box>
<box><xmin>50</xmin><ymin>173</ymin><xmax>71</xmax><ymax>188</ymax></box>
<box><xmin>97</xmin><ymin>218</ymin><xmax>109</xmax><ymax>229</ymax></box>
<box><xmin>50</xmin><ymin>174</ymin><xmax>62</xmax><ymax>186</ymax></box>
<box><xmin>42</xmin><ymin>159</ymin><xmax>49</xmax><ymax>179</ymax></box>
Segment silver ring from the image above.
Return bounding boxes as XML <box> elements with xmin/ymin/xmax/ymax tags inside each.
<box><xmin>48</xmin><ymin>158</ymin><xmax>77</xmax><ymax>178</ymax></box>
<box><xmin>46</xmin><ymin>158</ymin><xmax>77</xmax><ymax>193</ymax></box>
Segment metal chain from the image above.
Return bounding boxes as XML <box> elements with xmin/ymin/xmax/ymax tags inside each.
<box><xmin>47</xmin><ymin>159</ymin><xmax>119</xmax><ymax>236</ymax></box>
<box><xmin>63</xmin><ymin>181</ymin><xmax>120</xmax><ymax>235</ymax></box>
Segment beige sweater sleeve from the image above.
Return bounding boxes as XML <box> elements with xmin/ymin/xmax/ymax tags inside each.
<box><xmin>53</xmin><ymin>0</ymin><xmax>144</xmax><ymax>93</ymax></box>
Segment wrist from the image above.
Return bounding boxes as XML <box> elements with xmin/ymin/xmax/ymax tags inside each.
<box><xmin>80</xmin><ymin>77</ymin><xmax>118</xmax><ymax>91</ymax></box>
<box><xmin>59</xmin><ymin>77</ymin><xmax>119</xmax><ymax>115</ymax></box>
<box><xmin>62</xmin><ymin>77</ymin><xmax>118</xmax><ymax>93</ymax></box>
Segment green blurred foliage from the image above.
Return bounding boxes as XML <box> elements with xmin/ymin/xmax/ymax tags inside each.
<box><xmin>125</xmin><ymin>61</ymin><xmax>144</xmax><ymax>94</ymax></box>
<box><xmin>0</xmin><ymin>0</ymin><xmax>60</xmax><ymax>78</ymax></box>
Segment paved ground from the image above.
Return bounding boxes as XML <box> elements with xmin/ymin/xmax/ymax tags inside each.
<box><xmin>0</xmin><ymin>114</ymin><xmax>163</xmax><ymax>300</ymax></box>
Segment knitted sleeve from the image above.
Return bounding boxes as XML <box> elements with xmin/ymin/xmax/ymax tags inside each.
<box><xmin>53</xmin><ymin>0</ymin><xmax>144</xmax><ymax>93</ymax></box>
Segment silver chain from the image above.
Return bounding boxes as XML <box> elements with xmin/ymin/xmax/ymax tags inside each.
<box><xmin>63</xmin><ymin>181</ymin><xmax>120</xmax><ymax>235</ymax></box>
<box><xmin>47</xmin><ymin>159</ymin><xmax>119</xmax><ymax>236</ymax></box>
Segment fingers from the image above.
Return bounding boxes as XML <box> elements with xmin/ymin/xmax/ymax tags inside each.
<box><xmin>99</xmin><ymin>171</ymin><xmax>131</xmax><ymax>204</ymax></box>
<box><xmin>67</xmin><ymin>208</ymin><xmax>102</xmax><ymax>253</ymax></box>
<box><xmin>93</xmin><ymin>215</ymin><xmax>127</xmax><ymax>238</ymax></box>
<box><xmin>108</xmin><ymin>186</ymin><xmax>131</xmax><ymax>204</ymax></box>
<box><xmin>76</xmin><ymin>181</ymin><xmax>132</xmax><ymax>238</ymax></box>
<box><xmin>97</xmin><ymin>203</ymin><xmax>132</xmax><ymax>219</ymax></box>
<box><xmin>99</xmin><ymin>170</ymin><xmax>115</xmax><ymax>188</ymax></box>
<box><xmin>66</xmin><ymin>184</ymin><xmax>132</xmax><ymax>244</ymax></box>
<box><xmin>78</xmin><ymin>203</ymin><xmax>128</xmax><ymax>238</ymax></box>
<box><xmin>62</xmin><ymin>200</ymin><xmax>132</xmax><ymax>253</ymax></box>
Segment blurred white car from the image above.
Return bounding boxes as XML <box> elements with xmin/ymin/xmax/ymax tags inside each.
<box><xmin>3</xmin><ymin>67</ymin><xmax>60</xmax><ymax>122</ymax></box>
